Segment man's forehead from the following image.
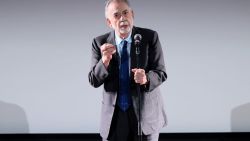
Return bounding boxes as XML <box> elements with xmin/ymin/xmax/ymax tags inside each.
<box><xmin>111</xmin><ymin>8</ymin><xmax>129</xmax><ymax>14</ymax></box>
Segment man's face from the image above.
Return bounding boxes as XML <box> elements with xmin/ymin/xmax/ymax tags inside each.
<box><xmin>106</xmin><ymin>1</ymin><xmax>134</xmax><ymax>39</ymax></box>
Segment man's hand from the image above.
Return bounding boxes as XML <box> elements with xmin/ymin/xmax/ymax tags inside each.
<box><xmin>100</xmin><ymin>43</ymin><xmax>116</xmax><ymax>68</ymax></box>
<box><xmin>132</xmin><ymin>68</ymin><xmax>148</xmax><ymax>85</ymax></box>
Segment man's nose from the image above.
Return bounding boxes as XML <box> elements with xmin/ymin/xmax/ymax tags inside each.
<box><xmin>120</xmin><ymin>14</ymin><xmax>126</xmax><ymax>21</ymax></box>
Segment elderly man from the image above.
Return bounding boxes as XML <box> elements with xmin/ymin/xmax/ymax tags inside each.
<box><xmin>88</xmin><ymin>0</ymin><xmax>167</xmax><ymax>140</ymax></box>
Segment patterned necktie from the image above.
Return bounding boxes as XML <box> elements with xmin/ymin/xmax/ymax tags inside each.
<box><xmin>118</xmin><ymin>40</ymin><xmax>131</xmax><ymax>111</ymax></box>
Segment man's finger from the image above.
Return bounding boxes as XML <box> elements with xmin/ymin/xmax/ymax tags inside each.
<box><xmin>131</xmin><ymin>69</ymin><xmax>137</xmax><ymax>73</ymax></box>
<box><xmin>101</xmin><ymin>44</ymin><xmax>115</xmax><ymax>52</ymax></box>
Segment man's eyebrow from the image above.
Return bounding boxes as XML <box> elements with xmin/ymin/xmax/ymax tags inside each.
<box><xmin>112</xmin><ymin>10</ymin><xmax>119</xmax><ymax>14</ymax></box>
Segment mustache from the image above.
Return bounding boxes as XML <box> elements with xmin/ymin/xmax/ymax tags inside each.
<box><xmin>120</xmin><ymin>20</ymin><xmax>129</xmax><ymax>26</ymax></box>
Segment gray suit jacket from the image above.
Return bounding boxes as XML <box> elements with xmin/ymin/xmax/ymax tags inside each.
<box><xmin>88</xmin><ymin>26</ymin><xmax>167</xmax><ymax>139</ymax></box>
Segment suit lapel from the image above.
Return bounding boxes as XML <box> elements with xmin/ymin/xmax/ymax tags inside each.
<box><xmin>107</xmin><ymin>30</ymin><xmax>116</xmax><ymax>47</ymax></box>
<box><xmin>130</xmin><ymin>27</ymin><xmax>137</xmax><ymax>69</ymax></box>
<box><xmin>107</xmin><ymin>31</ymin><xmax>120</xmax><ymax>64</ymax></box>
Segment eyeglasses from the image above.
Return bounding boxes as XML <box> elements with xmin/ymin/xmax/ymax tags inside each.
<box><xmin>112</xmin><ymin>9</ymin><xmax>131</xmax><ymax>19</ymax></box>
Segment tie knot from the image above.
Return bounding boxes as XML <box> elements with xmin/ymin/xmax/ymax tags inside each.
<box><xmin>122</xmin><ymin>40</ymin><xmax>128</xmax><ymax>48</ymax></box>
<box><xmin>121</xmin><ymin>40</ymin><xmax>128</xmax><ymax>57</ymax></box>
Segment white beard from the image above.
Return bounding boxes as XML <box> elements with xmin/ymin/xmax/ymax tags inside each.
<box><xmin>119</xmin><ymin>26</ymin><xmax>131</xmax><ymax>34</ymax></box>
<box><xmin>119</xmin><ymin>20</ymin><xmax>131</xmax><ymax>35</ymax></box>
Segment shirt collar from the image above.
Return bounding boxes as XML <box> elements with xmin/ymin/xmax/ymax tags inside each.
<box><xmin>115</xmin><ymin>32</ymin><xmax>132</xmax><ymax>46</ymax></box>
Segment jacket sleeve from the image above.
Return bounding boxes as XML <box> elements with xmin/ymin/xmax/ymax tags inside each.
<box><xmin>88</xmin><ymin>38</ymin><xmax>109</xmax><ymax>88</ymax></box>
<box><xmin>144</xmin><ymin>31</ymin><xmax>167</xmax><ymax>92</ymax></box>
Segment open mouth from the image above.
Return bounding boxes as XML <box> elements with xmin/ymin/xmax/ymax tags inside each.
<box><xmin>120</xmin><ymin>21</ymin><xmax>129</xmax><ymax>28</ymax></box>
<box><xmin>120</xmin><ymin>25</ymin><xmax>128</xmax><ymax>29</ymax></box>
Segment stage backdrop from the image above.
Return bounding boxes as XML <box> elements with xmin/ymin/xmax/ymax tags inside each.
<box><xmin>0</xmin><ymin>0</ymin><xmax>250</xmax><ymax>133</ymax></box>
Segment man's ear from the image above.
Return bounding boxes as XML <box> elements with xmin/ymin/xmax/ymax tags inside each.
<box><xmin>106</xmin><ymin>18</ymin><xmax>112</xmax><ymax>28</ymax></box>
<box><xmin>131</xmin><ymin>10</ymin><xmax>134</xmax><ymax>19</ymax></box>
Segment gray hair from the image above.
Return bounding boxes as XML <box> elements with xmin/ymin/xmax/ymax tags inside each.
<box><xmin>105</xmin><ymin>0</ymin><xmax>131</xmax><ymax>18</ymax></box>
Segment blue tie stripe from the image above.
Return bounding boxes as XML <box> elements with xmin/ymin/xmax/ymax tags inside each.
<box><xmin>118</xmin><ymin>40</ymin><xmax>131</xmax><ymax>111</ymax></box>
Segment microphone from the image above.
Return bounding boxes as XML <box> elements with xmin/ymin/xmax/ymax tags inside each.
<box><xmin>134</xmin><ymin>33</ymin><xmax>143</xmax><ymax>139</ymax></box>
<box><xmin>134</xmin><ymin>34</ymin><xmax>142</xmax><ymax>46</ymax></box>
<box><xmin>134</xmin><ymin>34</ymin><xmax>142</xmax><ymax>55</ymax></box>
